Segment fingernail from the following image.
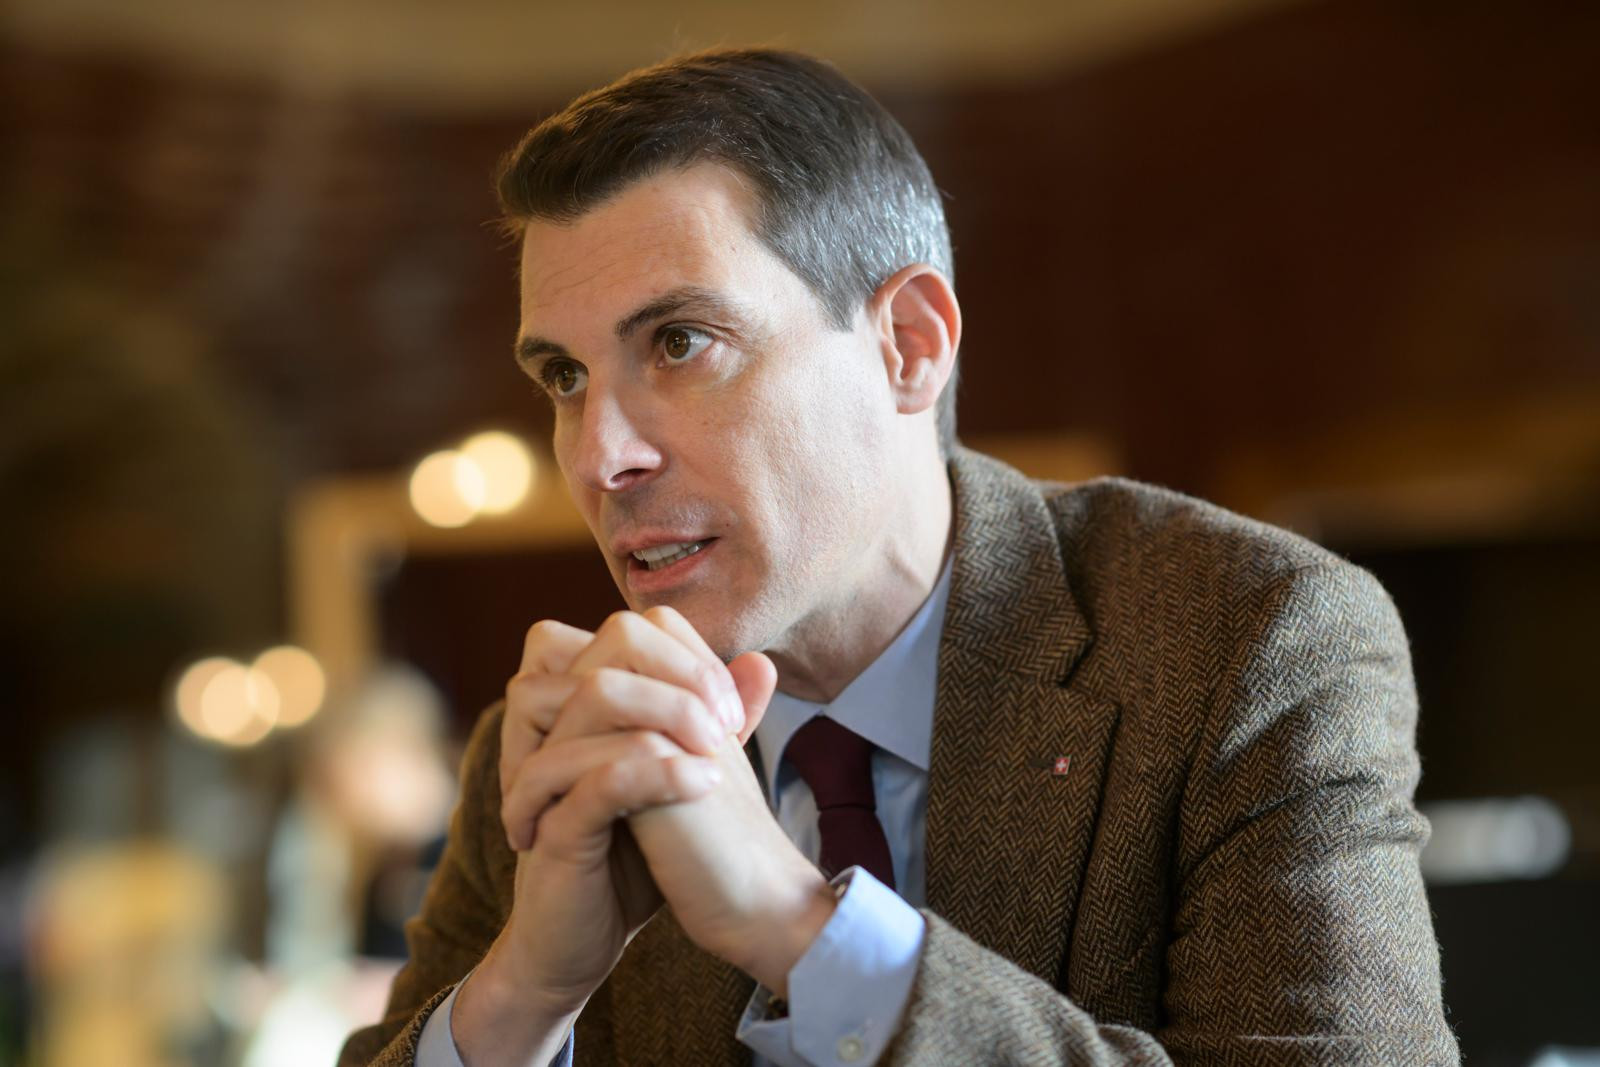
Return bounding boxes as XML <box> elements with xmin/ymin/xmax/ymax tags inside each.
<box><xmin>702</xmin><ymin>763</ymin><xmax>723</xmax><ymax>787</ymax></box>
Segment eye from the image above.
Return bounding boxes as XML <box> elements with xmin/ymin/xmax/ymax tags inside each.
<box><xmin>658</xmin><ymin>325</ymin><xmax>713</xmax><ymax>365</ymax></box>
<box><xmin>540</xmin><ymin>359</ymin><xmax>587</xmax><ymax>397</ymax></box>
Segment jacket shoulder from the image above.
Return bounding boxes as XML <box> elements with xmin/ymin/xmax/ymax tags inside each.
<box><xmin>1035</xmin><ymin>476</ymin><xmax>1402</xmax><ymax>709</ymax></box>
<box><xmin>1040</xmin><ymin>475</ymin><xmax>1347</xmax><ymax>582</ymax></box>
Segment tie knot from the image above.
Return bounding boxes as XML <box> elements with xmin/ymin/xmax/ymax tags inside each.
<box><xmin>782</xmin><ymin>716</ymin><xmax>877</xmax><ymax>812</ymax></box>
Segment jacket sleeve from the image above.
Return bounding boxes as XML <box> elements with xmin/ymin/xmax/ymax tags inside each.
<box><xmin>884</xmin><ymin>562</ymin><xmax>1460</xmax><ymax>1065</ymax></box>
<box><xmin>338</xmin><ymin>705</ymin><xmax>512</xmax><ymax>1067</ymax></box>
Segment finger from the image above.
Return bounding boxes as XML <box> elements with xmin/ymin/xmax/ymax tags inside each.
<box><xmin>502</xmin><ymin>619</ymin><xmax>596</xmax><ymax>788</ymax></box>
<box><xmin>504</xmin><ymin>730</ymin><xmax>677</xmax><ymax>850</ymax></box>
<box><xmin>544</xmin><ymin>667</ymin><xmax>725</xmax><ymax>757</ymax></box>
<box><xmin>640</xmin><ymin>605</ymin><xmax>745</xmax><ymax>740</ymax></box>
<box><xmin>519</xmin><ymin>618</ymin><xmax>593</xmax><ymax>676</ymax></box>
<box><xmin>500</xmin><ymin>671</ymin><xmax>583</xmax><ymax>791</ymax></box>
<box><xmin>571</xmin><ymin>611</ymin><xmax>740</xmax><ymax>733</ymax></box>
<box><xmin>641</xmin><ymin>605</ymin><xmax>732</xmax><ymax>683</ymax></box>
<box><xmin>727</xmin><ymin>651</ymin><xmax>778</xmax><ymax>744</ymax></box>
<box><xmin>519</xmin><ymin>747</ymin><xmax>723</xmax><ymax>856</ymax></box>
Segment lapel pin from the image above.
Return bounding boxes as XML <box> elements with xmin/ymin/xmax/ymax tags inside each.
<box><xmin>1027</xmin><ymin>756</ymin><xmax>1073</xmax><ymax>776</ymax></box>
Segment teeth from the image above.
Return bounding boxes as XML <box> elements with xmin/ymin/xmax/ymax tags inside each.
<box><xmin>633</xmin><ymin>540</ymin><xmax>708</xmax><ymax>570</ymax></box>
<box><xmin>634</xmin><ymin>541</ymin><xmax>695</xmax><ymax>563</ymax></box>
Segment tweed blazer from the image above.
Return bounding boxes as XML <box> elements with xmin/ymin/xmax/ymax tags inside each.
<box><xmin>341</xmin><ymin>447</ymin><xmax>1458</xmax><ymax>1066</ymax></box>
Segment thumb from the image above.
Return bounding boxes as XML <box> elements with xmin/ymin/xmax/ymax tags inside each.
<box><xmin>727</xmin><ymin>651</ymin><xmax>777</xmax><ymax>744</ymax></box>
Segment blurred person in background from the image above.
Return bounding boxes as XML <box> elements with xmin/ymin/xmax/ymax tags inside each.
<box><xmin>266</xmin><ymin>665</ymin><xmax>456</xmax><ymax>975</ymax></box>
<box><xmin>242</xmin><ymin>665</ymin><xmax>459</xmax><ymax>1067</ymax></box>
<box><xmin>343</xmin><ymin>49</ymin><xmax>1456</xmax><ymax>1066</ymax></box>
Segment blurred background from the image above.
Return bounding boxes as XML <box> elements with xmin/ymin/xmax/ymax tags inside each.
<box><xmin>2</xmin><ymin>0</ymin><xmax>1597</xmax><ymax>1064</ymax></box>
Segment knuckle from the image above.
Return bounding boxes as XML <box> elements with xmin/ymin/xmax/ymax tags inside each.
<box><xmin>505</xmin><ymin>678</ymin><xmax>554</xmax><ymax>732</ymax></box>
<box><xmin>601</xmin><ymin>609</ymin><xmax>638</xmax><ymax>636</ymax></box>
<box><xmin>504</xmin><ymin>670</ymin><xmax>537</xmax><ymax>702</ymax></box>
<box><xmin>629</xmin><ymin>731</ymin><xmax>675</xmax><ymax>760</ymax></box>
<box><xmin>504</xmin><ymin>749</ymin><xmax>543</xmax><ymax>795</ymax></box>
<box><xmin>591</xmin><ymin>760</ymin><xmax>636</xmax><ymax>803</ymax></box>
<box><xmin>673</xmin><ymin>686</ymin><xmax>702</xmax><ymax>720</ymax></box>
<box><xmin>574</xmin><ymin>668</ymin><xmax>616</xmax><ymax>704</ymax></box>
<box><xmin>661</xmin><ymin>756</ymin><xmax>699</xmax><ymax>796</ymax></box>
<box><xmin>693</xmin><ymin>660</ymin><xmax>723</xmax><ymax>697</ymax></box>
<box><xmin>525</xmin><ymin>619</ymin><xmax>561</xmax><ymax>646</ymax></box>
<box><xmin>678</xmin><ymin>690</ymin><xmax>713</xmax><ymax>732</ymax></box>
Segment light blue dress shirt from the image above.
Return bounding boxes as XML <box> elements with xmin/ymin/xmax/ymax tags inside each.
<box><xmin>416</xmin><ymin>559</ymin><xmax>950</xmax><ymax>1066</ymax></box>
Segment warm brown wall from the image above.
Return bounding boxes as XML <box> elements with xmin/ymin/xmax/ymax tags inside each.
<box><xmin>914</xmin><ymin>1</ymin><xmax>1600</xmax><ymax>494</ymax></box>
<box><xmin>4</xmin><ymin>0</ymin><xmax>1597</xmax><ymax>493</ymax></box>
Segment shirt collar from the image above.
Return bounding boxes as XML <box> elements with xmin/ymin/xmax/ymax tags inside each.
<box><xmin>754</xmin><ymin>554</ymin><xmax>952</xmax><ymax>800</ymax></box>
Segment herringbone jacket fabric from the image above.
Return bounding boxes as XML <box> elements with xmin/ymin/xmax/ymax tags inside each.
<box><xmin>340</xmin><ymin>447</ymin><xmax>1459</xmax><ymax>1066</ymax></box>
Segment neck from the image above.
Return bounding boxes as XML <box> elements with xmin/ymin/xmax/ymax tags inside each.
<box><xmin>765</xmin><ymin>448</ymin><xmax>954</xmax><ymax>704</ymax></box>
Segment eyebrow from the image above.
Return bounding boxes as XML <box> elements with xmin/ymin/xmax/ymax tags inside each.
<box><xmin>515</xmin><ymin>285</ymin><xmax>741</xmax><ymax>368</ymax></box>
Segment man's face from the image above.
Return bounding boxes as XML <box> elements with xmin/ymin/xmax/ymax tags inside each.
<box><xmin>516</xmin><ymin>164</ymin><xmax>899</xmax><ymax>658</ymax></box>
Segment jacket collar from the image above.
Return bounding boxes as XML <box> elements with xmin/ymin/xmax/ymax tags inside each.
<box><xmin>939</xmin><ymin>446</ymin><xmax>1093</xmax><ymax>686</ymax></box>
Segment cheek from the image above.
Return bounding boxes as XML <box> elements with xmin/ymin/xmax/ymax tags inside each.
<box><xmin>788</xmin><ymin>347</ymin><xmax>892</xmax><ymax>479</ymax></box>
<box><xmin>550</xmin><ymin>421</ymin><xmax>606</xmax><ymax>526</ymax></box>
<box><xmin>764</xmin><ymin>379</ymin><xmax>885</xmax><ymax>540</ymax></box>
<box><xmin>550</xmin><ymin>425</ymin><xmax>580</xmax><ymax>496</ymax></box>
<box><xmin>694</xmin><ymin>336</ymin><xmax>887</xmax><ymax>529</ymax></box>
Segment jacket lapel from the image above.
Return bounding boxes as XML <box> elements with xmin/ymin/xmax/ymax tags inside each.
<box><xmin>925</xmin><ymin>448</ymin><xmax>1121</xmax><ymax>983</ymax></box>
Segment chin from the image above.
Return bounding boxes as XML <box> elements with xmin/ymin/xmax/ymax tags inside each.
<box><xmin>611</xmin><ymin>587</ymin><xmax>744</xmax><ymax>653</ymax></box>
<box><xmin>687</xmin><ymin>603</ymin><xmax>777</xmax><ymax>662</ymax></box>
<box><xmin>685</xmin><ymin>614</ymin><xmax>756</xmax><ymax>661</ymax></box>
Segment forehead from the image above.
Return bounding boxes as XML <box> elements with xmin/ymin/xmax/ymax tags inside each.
<box><xmin>518</xmin><ymin>164</ymin><xmax>786</xmax><ymax>332</ymax></box>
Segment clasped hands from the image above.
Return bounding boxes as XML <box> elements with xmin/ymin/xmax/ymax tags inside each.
<box><xmin>481</xmin><ymin>606</ymin><xmax>838</xmax><ymax>1031</ymax></box>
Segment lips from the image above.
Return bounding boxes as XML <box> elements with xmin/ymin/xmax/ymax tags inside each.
<box><xmin>611</xmin><ymin>529</ymin><xmax>714</xmax><ymax>559</ymax></box>
<box><xmin>621</xmin><ymin>536</ymin><xmax>719</xmax><ymax>591</ymax></box>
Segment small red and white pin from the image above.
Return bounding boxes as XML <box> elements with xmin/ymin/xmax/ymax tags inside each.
<box><xmin>1028</xmin><ymin>755</ymin><xmax>1073</xmax><ymax>776</ymax></box>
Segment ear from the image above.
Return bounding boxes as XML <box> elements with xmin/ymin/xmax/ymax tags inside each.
<box><xmin>870</xmin><ymin>264</ymin><xmax>962</xmax><ymax>417</ymax></box>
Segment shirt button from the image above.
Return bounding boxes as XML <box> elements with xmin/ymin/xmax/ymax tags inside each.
<box><xmin>837</xmin><ymin>1035</ymin><xmax>866</xmax><ymax>1062</ymax></box>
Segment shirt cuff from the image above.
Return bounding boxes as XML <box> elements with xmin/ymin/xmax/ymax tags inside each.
<box><xmin>414</xmin><ymin>974</ymin><xmax>574</xmax><ymax>1067</ymax></box>
<box><xmin>414</xmin><ymin>980</ymin><xmax>467</xmax><ymax>1067</ymax></box>
<box><xmin>737</xmin><ymin>867</ymin><xmax>926</xmax><ymax>1066</ymax></box>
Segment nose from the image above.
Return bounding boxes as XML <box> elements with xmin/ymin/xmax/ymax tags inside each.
<box><xmin>562</xmin><ymin>382</ymin><xmax>663</xmax><ymax>494</ymax></box>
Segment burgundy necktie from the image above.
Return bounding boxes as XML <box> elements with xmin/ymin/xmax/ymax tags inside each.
<box><xmin>782</xmin><ymin>716</ymin><xmax>896</xmax><ymax>890</ymax></box>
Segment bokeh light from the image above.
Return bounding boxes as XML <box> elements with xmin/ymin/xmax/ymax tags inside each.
<box><xmin>460</xmin><ymin>430</ymin><xmax>535</xmax><ymax>514</ymax></box>
<box><xmin>252</xmin><ymin>646</ymin><xmax>327</xmax><ymax>728</ymax></box>
<box><xmin>1419</xmin><ymin>796</ymin><xmax>1573</xmax><ymax>884</ymax></box>
<box><xmin>408</xmin><ymin>450</ymin><xmax>485</xmax><ymax>528</ymax></box>
<box><xmin>196</xmin><ymin>662</ymin><xmax>280</xmax><ymax>747</ymax></box>
<box><xmin>174</xmin><ymin>656</ymin><xmax>236</xmax><ymax>738</ymax></box>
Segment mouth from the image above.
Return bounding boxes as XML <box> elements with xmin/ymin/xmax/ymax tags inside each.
<box><xmin>628</xmin><ymin>538</ymin><xmax>715</xmax><ymax>572</ymax></box>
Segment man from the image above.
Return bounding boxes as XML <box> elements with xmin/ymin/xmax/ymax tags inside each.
<box><xmin>341</xmin><ymin>49</ymin><xmax>1457</xmax><ymax>1066</ymax></box>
